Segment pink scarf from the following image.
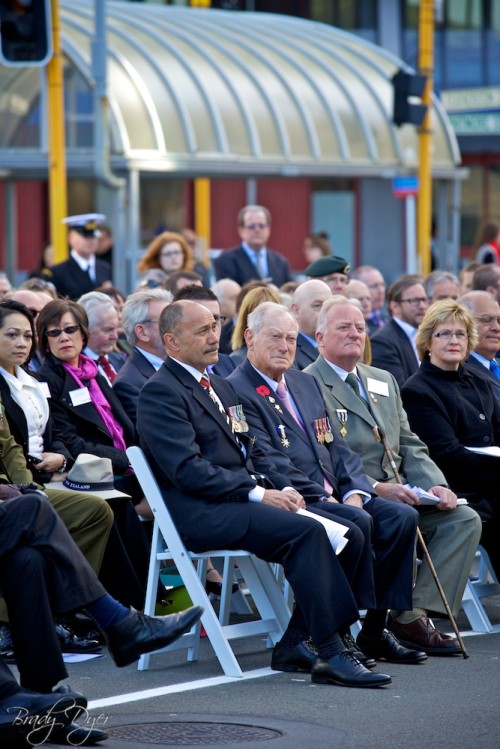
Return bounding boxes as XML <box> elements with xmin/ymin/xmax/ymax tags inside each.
<box><xmin>62</xmin><ymin>354</ymin><xmax>127</xmax><ymax>453</ymax></box>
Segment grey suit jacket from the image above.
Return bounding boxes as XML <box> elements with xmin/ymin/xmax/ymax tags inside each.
<box><xmin>304</xmin><ymin>355</ymin><xmax>446</xmax><ymax>489</ymax></box>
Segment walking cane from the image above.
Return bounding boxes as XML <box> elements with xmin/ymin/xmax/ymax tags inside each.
<box><xmin>375</xmin><ymin>426</ymin><xmax>469</xmax><ymax>659</ymax></box>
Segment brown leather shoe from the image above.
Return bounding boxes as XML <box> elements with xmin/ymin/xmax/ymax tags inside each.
<box><xmin>388</xmin><ymin>616</ymin><xmax>462</xmax><ymax>656</ymax></box>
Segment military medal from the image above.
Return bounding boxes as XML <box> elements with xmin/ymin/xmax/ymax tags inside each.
<box><xmin>276</xmin><ymin>424</ymin><xmax>290</xmax><ymax>448</ymax></box>
<box><xmin>335</xmin><ymin>409</ymin><xmax>348</xmax><ymax>438</ymax></box>
<box><xmin>323</xmin><ymin>417</ymin><xmax>334</xmax><ymax>443</ymax></box>
<box><xmin>227</xmin><ymin>404</ymin><xmax>249</xmax><ymax>433</ymax></box>
<box><xmin>369</xmin><ymin>392</ymin><xmax>378</xmax><ymax>404</ymax></box>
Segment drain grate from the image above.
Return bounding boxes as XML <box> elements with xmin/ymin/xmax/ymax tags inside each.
<box><xmin>108</xmin><ymin>721</ymin><xmax>283</xmax><ymax>745</ymax></box>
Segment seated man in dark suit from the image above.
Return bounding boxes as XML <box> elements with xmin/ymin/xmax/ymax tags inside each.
<box><xmin>228</xmin><ymin>302</ymin><xmax>424</xmax><ymax>666</ymax></box>
<box><xmin>214</xmin><ymin>205</ymin><xmax>291</xmax><ymax>288</ymax></box>
<box><xmin>460</xmin><ymin>290</ymin><xmax>500</xmax><ymax>401</ymax></box>
<box><xmin>137</xmin><ymin>300</ymin><xmax>391</xmax><ymax>688</ymax></box>
<box><xmin>113</xmin><ymin>287</ymin><xmax>173</xmax><ymax>423</ymax></box>
<box><xmin>78</xmin><ymin>291</ymin><xmax>126</xmax><ymax>383</ymax></box>
<box><xmin>371</xmin><ymin>274</ymin><xmax>429</xmax><ymax>387</ymax></box>
<box><xmin>290</xmin><ymin>279</ymin><xmax>331</xmax><ymax>369</ymax></box>
<box><xmin>42</xmin><ymin>214</ymin><xmax>112</xmax><ymax>300</ymax></box>
<box><xmin>0</xmin><ymin>490</ymin><xmax>202</xmax><ymax>744</ymax></box>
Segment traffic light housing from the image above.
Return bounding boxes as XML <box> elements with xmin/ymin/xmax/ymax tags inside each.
<box><xmin>392</xmin><ymin>69</ymin><xmax>428</xmax><ymax>127</ymax></box>
<box><xmin>0</xmin><ymin>0</ymin><xmax>52</xmax><ymax>67</ymax></box>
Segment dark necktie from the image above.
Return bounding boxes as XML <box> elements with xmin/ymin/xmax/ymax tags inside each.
<box><xmin>490</xmin><ymin>360</ymin><xmax>500</xmax><ymax>380</ymax></box>
<box><xmin>98</xmin><ymin>356</ymin><xmax>116</xmax><ymax>384</ymax></box>
<box><xmin>345</xmin><ymin>373</ymin><xmax>365</xmax><ymax>404</ymax></box>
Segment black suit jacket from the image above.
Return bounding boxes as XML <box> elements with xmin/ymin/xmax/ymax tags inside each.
<box><xmin>464</xmin><ymin>354</ymin><xmax>500</xmax><ymax>403</ymax></box>
<box><xmin>370</xmin><ymin>319</ymin><xmax>419</xmax><ymax>387</ymax></box>
<box><xmin>43</xmin><ymin>256</ymin><xmax>112</xmax><ymax>300</ymax></box>
<box><xmin>113</xmin><ymin>348</ymin><xmax>157</xmax><ymax>425</ymax></box>
<box><xmin>137</xmin><ymin>358</ymin><xmax>267</xmax><ymax>551</ymax></box>
<box><xmin>294</xmin><ymin>333</ymin><xmax>318</xmax><ymax>370</ymax></box>
<box><xmin>214</xmin><ymin>245</ymin><xmax>291</xmax><ymax>287</ymax></box>
<box><xmin>227</xmin><ymin>360</ymin><xmax>375</xmax><ymax>503</ymax></box>
<box><xmin>36</xmin><ymin>354</ymin><xmax>136</xmax><ymax>473</ymax></box>
<box><xmin>0</xmin><ymin>372</ymin><xmax>71</xmax><ymax>484</ymax></box>
<box><xmin>401</xmin><ymin>358</ymin><xmax>500</xmax><ymax>509</ymax></box>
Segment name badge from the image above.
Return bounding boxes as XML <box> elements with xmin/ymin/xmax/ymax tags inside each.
<box><xmin>39</xmin><ymin>381</ymin><xmax>51</xmax><ymax>399</ymax></box>
<box><xmin>69</xmin><ymin>387</ymin><xmax>91</xmax><ymax>406</ymax></box>
<box><xmin>366</xmin><ymin>378</ymin><xmax>389</xmax><ymax>397</ymax></box>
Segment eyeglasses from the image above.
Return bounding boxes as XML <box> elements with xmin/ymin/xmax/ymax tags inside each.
<box><xmin>214</xmin><ymin>314</ymin><xmax>227</xmax><ymax>326</ymax></box>
<box><xmin>243</xmin><ymin>223</ymin><xmax>268</xmax><ymax>230</ymax></box>
<box><xmin>474</xmin><ymin>314</ymin><xmax>500</xmax><ymax>326</ymax></box>
<box><xmin>46</xmin><ymin>324</ymin><xmax>81</xmax><ymax>338</ymax></box>
<box><xmin>398</xmin><ymin>297</ymin><xmax>428</xmax><ymax>306</ymax></box>
<box><xmin>431</xmin><ymin>330</ymin><xmax>468</xmax><ymax>340</ymax></box>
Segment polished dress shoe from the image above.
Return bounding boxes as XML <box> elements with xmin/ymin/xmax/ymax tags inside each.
<box><xmin>356</xmin><ymin>630</ymin><xmax>427</xmax><ymax>664</ymax></box>
<box><xmin>104</xmin><ymin>605</ymin><xmax>204</xmax><ymax>667</ymax></box>
<box><xmin>389</xmin><ymin>616</ymin><xmax>462</xmax><ymax>656</ymax></box>
<box><xmin>271</xmin><ymin>639</ymin><xmax>317</xmax><ymax>673</ymax></box>
<box><xmin>55</xmin><ymin>623</ymin><xmax>102</xmax><ymax>654</ymax></box>
<box><xmin>205</xmin><ymin>580</ymin><xmax>239</xmax><ymax>597</ymax></box>
<box><xmin>311</xmin><ymin>651</ymin><xmax>392</xmax><ymax>688</ymax></box>
<box><xmin>0</xmin><ymin>687</ymin><xmax>85</xmax><ymax>743</ymax></box>
<box><xmin>341</xmin><ymin>633</ymin><xmax>376</xmax><ymax>669</ymax></box>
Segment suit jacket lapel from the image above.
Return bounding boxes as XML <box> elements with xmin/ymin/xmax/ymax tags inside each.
<box><xmin>166</xmin><ymin>359</ymin><xmax>237</xmax><ymax>444</ymax></box>
<box><xmin>315</xmin><ymin>356</ymin><xmax>376</xmax><ymax>428</ymax></box>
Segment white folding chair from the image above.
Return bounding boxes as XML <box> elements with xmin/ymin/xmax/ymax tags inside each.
<box><xmin>461</xmin><ymin>545</ymin><xmax>500</xmax><ymax>634</ymax></box>
<box><xmin>127</xmin><ymin>446</ymin><xmax>291</xmax><ymax>677</ymax></box>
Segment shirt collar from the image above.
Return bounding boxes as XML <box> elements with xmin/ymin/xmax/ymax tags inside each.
<box><xmin>322</xmin><ymin>358</ymin><xmax>357</xmax><ymax>382</ymax></box>
<box><xmin>71</xmin><ymin>250</ymin><xmax>95</xmax><ymax>272</ymax></box>
<box><xmin>392</xmin><ymin>316</ymin><xmax>417</xmax><ymax>338</ymax></box>
<box><xmin>470</xmin><ymin>351</ymin><xmax>492</xmax><ymax>368</ymax></box>
<box><xmin>170</xmin><ymin>357</ymin><xmax>206</xmax><ymax>384</ymax></box>
<box><xmin>249</xmin><ymin>363</ymin><xmax>285</xmax><ymax>393</ymax></box>
<box><xmin>135</xmin><ymin>346</ymin><xmax>164</xmax><ymax>371</ymax></box>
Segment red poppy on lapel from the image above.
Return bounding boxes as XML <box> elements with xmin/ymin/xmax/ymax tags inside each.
<box><xmin>256</xmin><ymin>385</ymin><xmax>270</xmax><ymax>397</ymax></box>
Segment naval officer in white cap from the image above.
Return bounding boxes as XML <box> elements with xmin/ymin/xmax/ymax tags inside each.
<box><xmin>42</xmin><ymin>213</ymin><xmax>112</xmax><ymax>299</ymax></box>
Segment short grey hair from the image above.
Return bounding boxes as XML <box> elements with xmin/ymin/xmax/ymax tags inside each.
<box><xmin>423</xmin><ymin>271</ymin><xmax>459</xmax><ymax>299</ymax></box>
<box><xmin>122</xmin><ymin>288</ymin><xmax>173</xmax><ymax>344</ymax></box>
<box><xmin>247</xmin><ymin>301</ymin><xmax>296</xmax><ymax>334</ymax></box>
<box><xmin>159</xmin><ymin>300</ymin><xmax>189</xmax><ymax>339</ymax></box>
<box><xmin>78</xmin><ymin>291</ymin><xmax>116</xmax><ymax>329</ymax></box>
<box><xmin>316</xmin><ymin>296</ymin><xmax>362</xmax><ymax>336</ymax></box>
<box><xmin>459</xmin><ymin>290</ymin><xmax>499</xmax><ymax>313</ymax></box>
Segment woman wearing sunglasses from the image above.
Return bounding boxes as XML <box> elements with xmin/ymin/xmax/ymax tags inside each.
<box><xmin>401</xmin><ymin>298</ymin><xmax>500</xmax><ymax>579</ymax></box>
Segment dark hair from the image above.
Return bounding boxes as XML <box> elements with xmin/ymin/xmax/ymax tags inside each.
<box><xmin>472</xmin><ymin>264</ymin><xmax>500</xmax><ymax>292</ymax></box>
<box><xmin>173</xmin><ymin>285</ymin><xmax>218</xmax><ymax>303</ymax></box>
<box><xmin>387</xmin><ymin>274</ymin><xmax>425</xmax><ymax>304</ymax></box>
<box><xmin>37</xmin><ymin>299</ymin><xmax>89</xmax><ymax>354</ymax></box>
<box><xmin>0</xmin><ymin>299</ymin><xmax>36</xmax><ymax>362</ymax></box>
<box><xmin>164</xmin><ymin>270</ymin><xmax>203</xmax><ymax>295</ymax></box>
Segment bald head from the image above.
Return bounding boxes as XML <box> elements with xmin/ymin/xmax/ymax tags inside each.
<box><xmin>346</xmin><ymin>279</ymin><xmax>372</xmax><ymax>321</ymax></box>
<box><xmin>291</xmin><ymin>279</ymin><xmax>331</xmax><ymax>338</ymax></box>
<box><xmin>159</xmin><ymin>300</ymin><xmax>220</xmax><ymax>372</ymax></box>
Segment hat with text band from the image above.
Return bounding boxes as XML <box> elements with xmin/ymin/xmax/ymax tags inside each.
<box><xmin>62</xmin><ymin>213</ymin><xmax>106</xmax><ymax>238</ymax></box>
<box><xmin>305</xmin><ymin>255</ymin><xmax>351</xmax><ymax>278</ymax></box>
<box><xmin>50</xmin><ymin>453</ymin><xmax>130</xmax><ymax>499</ymax></box>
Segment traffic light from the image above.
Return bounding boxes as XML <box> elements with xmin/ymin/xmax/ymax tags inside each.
<box><xmin>0</xmin><ymin>0</ymin><xmax>52</xmax><ymax>67</ymax></box>
<box><xmin>392</xmin><ymin>69</ymin><xmax>428</xmax><ymax>127</ymax></box>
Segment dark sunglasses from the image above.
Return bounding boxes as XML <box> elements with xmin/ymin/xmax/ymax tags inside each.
<box><xmin>46</xmin><ymin>324</ymin><xmax>81</xmax><ymax>338</ymax></box>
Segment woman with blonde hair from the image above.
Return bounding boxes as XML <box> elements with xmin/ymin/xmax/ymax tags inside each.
<box><xmin>137</xmin><ymin>231</ymin><xmax>193</xmax><ymax>279</ymax></box>
<box><xmin>230</xmin><ymin>284</ymin><xmax>281</xmax><ymax>365</ymax></box>
<box><xmin>401</xmin><ymin>298</ymin><xmax>498</xmax><ymax>576</ymax></box>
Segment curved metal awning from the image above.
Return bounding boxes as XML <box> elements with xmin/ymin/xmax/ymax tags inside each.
<box><xmin>0</xmin><ymin>2</ymin><xmax>461</xmax><ymax>178</ymax></box>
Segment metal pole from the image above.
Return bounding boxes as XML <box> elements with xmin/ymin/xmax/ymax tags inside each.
<box><xmin>47</xmin><ymin>0</ymin><xmax>68</xmax><ymax>263</ymax></box>
<box><xmin>417</xmin><ymin>0</ymin><xmax>434</xmax><ymax>275</ymax></box>
<box><xmin>194</xmin><ymin>178</ymin><xmax>211</xmax><ymax>269</ymax></box>
<box><xmin>376</xmin><ymin>426</ymin><xmax>469</xmax><ymax>659</ymax></box>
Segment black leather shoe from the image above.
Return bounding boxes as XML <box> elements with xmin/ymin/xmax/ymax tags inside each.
<box><xmin>271</xmin><ymin>639</ymin><xmax>318</xmax><ymax>673</ymax></box>
<box><xmin>356</xmin><ymin>630</ymin><xmax>427</xmax><ymax>664</ymax></box>
<box><xmin>311</xmin><ymin>652</ymin><xmax>392</xmax><ymax>688</ymax></box>
<box><xmin>104</xmin><ymin>605</ymin><xmax>204</xmax><ymax>667</ymax></box>
<box><xmin>0</xmin><ymin>687</ymin><xmax>86</xmax><ymax>743</ymax></box>
<box><xmin>49</xmin><ymin>722</ymin><xmax>108</xmax><ymax>745</ymax></box>
<box><xmin>205</xmin><ymin>580</ymin><xmax>239</xmax><ymax>597</ymax></box>
<box><xmin>55</xmin><ymin>623</ymin><xmax>102</xmax><ymax>654</ymax></box>
<box><xmin>342</xmin><ymin>632</ymin><xmax>376</xmax><ymax>669</ymax></box>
